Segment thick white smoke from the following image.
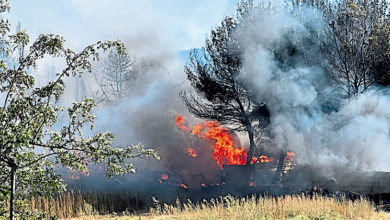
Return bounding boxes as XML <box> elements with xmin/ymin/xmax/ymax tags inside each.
<box><xmin>238</xmin><ymin>5</ymin><xmax>390</xmax><ymax>176</ymax></box>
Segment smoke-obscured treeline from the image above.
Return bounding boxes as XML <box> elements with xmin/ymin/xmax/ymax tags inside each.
<box><xmin>73</xmin><ymin>0</ymin><xmax>390</xmax><ymax>185</ymax></box>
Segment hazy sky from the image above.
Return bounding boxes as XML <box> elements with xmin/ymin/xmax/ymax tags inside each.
<box><xmin>7</xmin><ymin>0</ymin><xmax>239</xmax><ymax>51</ymax></box>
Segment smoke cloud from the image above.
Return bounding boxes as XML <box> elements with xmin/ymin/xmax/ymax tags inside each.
<box><xmin>51</xmin><ymin>1</ymin><xmax>390</xmax><ymax>192</ymax></box>
<box><xmin>238</xmin><ymin>5</ymin><xmax>390</xmax><ymax>177</ymax></box>
<box><xmin>65</xmin><ymin>33</ymin><xmax>223</xmax><ymax>191</ymax></box>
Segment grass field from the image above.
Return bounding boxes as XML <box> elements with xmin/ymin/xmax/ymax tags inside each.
<box><xmin>55</xmin><ymin>194</ymin><xmax>390</xmax><ymax>220</ymax></box>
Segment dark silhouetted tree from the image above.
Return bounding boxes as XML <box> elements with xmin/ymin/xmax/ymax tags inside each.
<box><xmin>181</xmin><ymin>0</ymin><xmax>270</xmax><ymax>169</ymax></box>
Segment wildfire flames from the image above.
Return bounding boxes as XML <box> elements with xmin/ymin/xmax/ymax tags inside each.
<box><xmin>172</xmin><ymin>116</ymin><xmax>297</xmax><ymax>189</ymax></box>
<box><xmin>175</xmin><ymin>116</ymin><xmax>288</xmax><ymax>169</ymax></box>
<box><xmin>176</xmin><ymin>116</ymin><xmax>189</xmax><ymax>132</ymax></box>
<box><xmin>251</xmin><ymin>155</ymin><xmax>273</xmax><ymax>164</ymax></box>
<box><xmin>179</xmin><ymin>183</ymin><xmax>188</xmax><ymax>189</ymax></box>
<box><xmin>176</xmin><ymin>116</ymin><xmax>248</xmax><ymax>169</ymax></box>
<box><xmin>158</xmin><ymin>174</ymin><xmax>169</xmax><ymax>183</ymax></box>
<box><xmin>158</xmin><ymin>173</ymin><xmax>189</xmax><ymax>189</ymax></box>
<box><xmin>187</xmin><ymin>147</ymin><xmax>197</xmax><ymax>157</ymax></box>
<box><xmin>285</xmin><ymin>152</ymin><xmax>295</xmax><ymax>160</ymax></box>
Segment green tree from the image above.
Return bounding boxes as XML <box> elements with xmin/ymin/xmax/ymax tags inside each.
<box><xmin>0</xmin><ymin>2</ymin><xmax>158</xmax><ymax>219</ymax></box>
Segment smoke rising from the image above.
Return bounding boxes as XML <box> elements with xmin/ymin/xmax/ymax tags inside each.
<box><xmin>52</xmin><ymin>1</ymin><xmax>390</xmax><ymax>193</ymax></box>
<box><xmin>238</xmin><ymin>4</ymin><xmax>390</xmax><ymax>177</ymax></box>
<box><xmin>66</xmin><ymin>34</ymin><xmax>223</xmax><ymax>190</ymax></box>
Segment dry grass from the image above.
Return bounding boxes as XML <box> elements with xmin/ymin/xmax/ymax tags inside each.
<box><xmin>29</xmin><ymin>191</ymin><xmax>96</xmax><ymax>218</ymax></box>
<box><xmin>65</xmin><ymin>216</ymin><xmax>172</xmax><ymax>220</ymax></box>
<box><xmin>65</xmin><ymin>194</ymin><xmax>390</xmax><ymax>220</ymax></box>
<box><xmin>28</xmin><ymin>190</ymin><xmax>145</xmax><ymax>219</ymax></box>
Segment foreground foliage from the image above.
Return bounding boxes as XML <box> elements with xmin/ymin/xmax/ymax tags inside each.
<box><xmin>30</xmin><ymin>193</ymin><xmax>389</xmax><ymax>220</ymax></box>
<box><xmin>0</xmin><ymin>1</ymin><xmax>158</xmax><ymax>219</ymax></box>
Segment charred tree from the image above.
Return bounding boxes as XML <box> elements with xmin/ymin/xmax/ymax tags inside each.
<box><xmin>94</xmin><ymin>49</ymin><xmax>136</xmax><ymax>103</ymax></box>
<box><xmin>272</xmin><ymin>147</ymin><xmax>287</xmax><ymax>185</ymax></box>
<box><xmin>180</xmin><ymin>1</ymin><xmax>269</xmax><ymax>168</ymax></box>
<box><xmin>292</xmin><ymin>0</ymin><xmax>390</xmax><ymax>97</ymax></box>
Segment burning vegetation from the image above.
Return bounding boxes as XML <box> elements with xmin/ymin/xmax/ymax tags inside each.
<box><xmin>176</xmin><ymin>116</ymin><xmax>248</xmax><ymax>168</ymax></box>
<box><xmin>175</xmin><ymin>115</ymin><xmax>282</xmax><ymax>170</ymax></box>
<box><xmin>187</xmin><ymin>147</ymin><xmax>197</xmax><ymax>157</ymax></box>
<box><xmin>58</xmin><ymin>0</ymin><xmax>390</xmax><ymax>216</ymax></box>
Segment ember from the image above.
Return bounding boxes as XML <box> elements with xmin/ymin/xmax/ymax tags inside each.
<box><xmin>251</xmin><ymin>155</ymin><xmax>273</xmax><ymax>164</ymax></box>
<box><xmin>187</xmin><ymin>147</ymin><xmax>197</xmax><ymax>157</ymax></box>
<box><xmin>176</xmin><ymin>115</ymin><xmax>189</xmax><ymax>132</ymax></box>
<box><xmin>179</xmin><ymin>183</ymin><xmax>188</xmax><ymax>189</ymax></box>
<box><xmin>285</xmin><ymin>152</ymin><xmax>295</xmax><ymax>160</ymax></box>
<box><xmin>259</xmin><ymin>155</ymin><xmax>271</xmax><ymax>163</ymax></box>
<box><xmin>158</xmin><ymin>174</ymin><xmax>169</xmax><ymax>183</ymax></box>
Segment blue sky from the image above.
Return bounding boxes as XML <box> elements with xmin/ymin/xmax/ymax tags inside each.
<box><xmin>7</xmin><ymin>0</ymin><xmax>239</xmax><ymax>51</ymax></box>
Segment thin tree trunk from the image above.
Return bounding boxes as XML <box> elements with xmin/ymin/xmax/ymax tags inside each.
<box><xmin>245</xmin><ymin>122</ymin><xmax>256</xmax><ymax>166</ymax></box>
<box><xmin>9</xmin><ymin>165</ymin><xmax>16</xmax><ymax>220</ymax></box>
<box><xmin>243</xmin><ymin>120</ymin><xmax>257</xmax><ymax>185</ymax></box>
<box><xmin>272</xmin><ymin>147</ymin><xmax>286</xmax><ymax>184</ymax></box>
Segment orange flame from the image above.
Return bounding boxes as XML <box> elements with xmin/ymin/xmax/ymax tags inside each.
<box><xmin>260</xmin><ymin>155</ymin><xmax>270</xmax><ymax>163</ymax></box>
<box><xmin>187</xmin><ymin>147</ymin><xmax>197</xmax><ymax>157</ymax></box>
<box><xmin>176</xmin><ymin>116</ymin><xmax>247</xmax><ymax>169</ymax></box>
<box><xmin>191</xmin><ymin>124</ymin><xmax>203</xmax><ymax>136</ymax></box>
<box><xmin>249</xmin><ymin>181</ymin><xmax>255</xmax><ymax>187</ymax></box>
<box><xmin>176</xmin><ymin>116</ymin><xmax>189</xmax><ymax>132</ymax></box>
<box><xmin>251</xmin><ymin>155</ymin><xmax>272</xmax><ymax>164</ymax></box>
<box><xmin>251</xmin><ymin>156</ymin><xmax>257</xmax><ymax>164</ymax></box>
<box><xmin>285</xmin><ymin>152</ymin><xmax>295</xmax><ymax>160</ymax></box>
<box><xmin>158</xmin><ymin>174</ymin><xmax>169</xmax><ymax>183</ymax></box>
<box><xmin>179</xmin><ymin>183</ymin><xmax>188</xmax><ymax>189</ymax></box>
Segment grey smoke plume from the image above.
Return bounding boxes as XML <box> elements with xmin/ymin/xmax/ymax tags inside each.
<box><xmin>77</xmin><ymin>36</ymin><xmax>223</xmax><ymax>189</ymax></box>
<box><xmin>57</xmin><ymin>1</ymin><xmax>390</xmax><ymax>190</ymax></box>
<box><xmin>238</xmin><ymin>5</ymin><xmax>390</xmax><ymax>176</ymax></box>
